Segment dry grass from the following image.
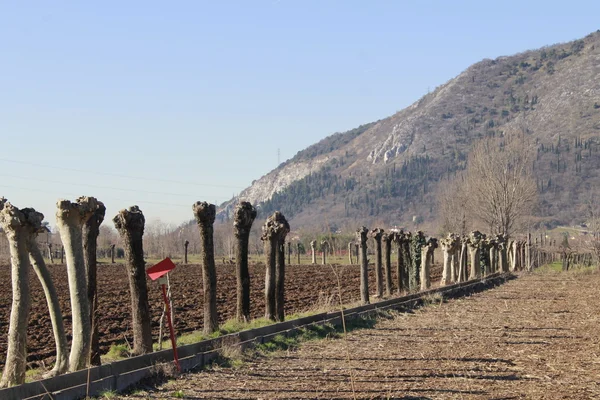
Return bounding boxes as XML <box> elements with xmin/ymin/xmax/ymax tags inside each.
<box><xmin>120</xmin><ymin>271</ymin><xmax>600</xmax><ymax>399</ymax></box>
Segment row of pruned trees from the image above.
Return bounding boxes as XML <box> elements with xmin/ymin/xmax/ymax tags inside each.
<box><xmin>0</xmin><ymin>196</ymin><xmax>296</xmax><ymax>388</ymax></box>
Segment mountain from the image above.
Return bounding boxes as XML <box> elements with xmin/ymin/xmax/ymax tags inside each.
<box><xmin>218</xmin><ymin>31</ymin><xmax>600</xmax><ymax>232</ymax></box>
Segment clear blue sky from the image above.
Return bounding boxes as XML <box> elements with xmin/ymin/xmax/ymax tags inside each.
<box><xmin>1</xmin><ymin>1</ymin><xmax>598</xmax><ymax>227</ymax></box>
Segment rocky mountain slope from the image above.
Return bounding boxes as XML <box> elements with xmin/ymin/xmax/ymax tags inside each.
<box><xmin>219</xmin><ymin>31</ymin><xmax>600</xmax><ymax>232</ymax></box>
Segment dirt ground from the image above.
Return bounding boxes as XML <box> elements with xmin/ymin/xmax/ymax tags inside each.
<box><xmin>0</xmin><ymin>261</ymin><xmax>440</xmax><ymax>367</ymax></box>
<box><xmin>122</xmin><ymin>269</ymin><xmax>600</xmax><ymax>399</ymax></box>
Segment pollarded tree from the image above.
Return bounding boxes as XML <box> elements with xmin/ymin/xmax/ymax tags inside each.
<box><xmin>192</xmin><ymin>202</ymin><xmax>218</xmax><ymax>334</ymax></box>
<box><xmin>23</xmin><ymin>207</ymin><xmax>69</xmax><ymax>376</ymax></box>
<box><xmin>113</xmin><ymin>206</ymin><xmax>153</xmax><ymax>355</ymax></box>
<box><xmin>467</xmin><ymin>231</ymin><xmax>484</xmax><ymax>280</ymax></box>
<box><xmin>56</xmin><ymin>196</ymin><xmax>98</xmax><ymax>371</ymax></box>
<box><xmin>410</xmin><ymin>231</ymin><xmax>426</xmax><ymax>291</ymax></box>
<box><xmin>275</xmin><ymin>213</ymin><xmax>290</xmax><ymax>322</ymax></box>
<box><xmin>381</xmin><ymin>233</ymin><xmax>392</xmax><ymax>296</ymax></box>
<box><xmin>261</xmin><ymin>212</ymin><xmax>289</xmax><ymax>321</ymax></box>
<box><xmin>370</xmin><ymin>228</ymin><xmax>384</xmax><ymax>298</ymax></box>
<box><xmin>356</xmin><ymin>226</ymin><xmax>369</xmax><ymax>305</ymax></box>
<box><xmin>420</xmin><ymin>237</ymin><xmax>437</xmax><ymax>291</ymax></box>
<box><xmin>440</xmin><ymin>233</ymin><xmax>458</xmax><ymax>286</ymax></box>
<box><xmin>0</xmin><ymin>200</ymin><xmax>31</xmax><ymax>387</ymax></box>
<box><xmin>310</xmin><ymin>240</ymin><xmax>316</xmax><ymax>264</ymax></box>
<box><xmin>320</xmin><ymin>240</ymin><xmax>329</xmax><ymax>264</ymax></box>
<box><xmin>83</xmin><ymin>201</ymin><xmax>105</xmax><ymax>366</ymax></box>
<box><xmin>233</xmin><ymin>202</ymin><xmax>257</xmax><ymax>322</ymax></box>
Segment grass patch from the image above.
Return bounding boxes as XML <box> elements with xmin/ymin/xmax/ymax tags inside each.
<box><xmin>98</xmin><ymin>389</ymin><xmax>119</xmax><ymax>399</ymax></box>
<box><xmin>154</xmin><ymin>317</ymin><xmax>275</xmax><ymax>351</ymax></box>
<box><xmin>25</xmin><ymin>367</ymin><xmax>44</xmax><ymax>383</ymax></box>
<box><xmin>101</xmin><ymin>344</ymin><xmax>130</xmax><ymax>362</ymax></box>
<box><xmin>535</xmin><ymin>261</ymin><xmax>598</xmax><ymax>276</ymax></box>
<box><xmin>252</xmin><ymin>315</ymin><xmax>378</xmax><ymax>357</ymax></box>
<box><xmin>535</xmin><ymin>261</ymin><xmax>563</xmax><ymax>274</ymax></box>
<box><xmin>422</xmin><ymin>292</ymin><xmax>444</xmax><ymax>306</ymax></box>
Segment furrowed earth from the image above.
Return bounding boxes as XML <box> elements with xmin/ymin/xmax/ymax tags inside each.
<box><xmin>122</xmin><ymin>268</ymin><xmax>600</xmax><ymax>399</ymax></box>
<box><xmin>0</xmin><ymin>260</ymin><xmax>442</xmax><ymax>368</ymax></box>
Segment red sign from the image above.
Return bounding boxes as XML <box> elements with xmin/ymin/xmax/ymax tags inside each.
<box><xmin>146</xmin><ymin>257</ymin><xmax>180</xmax><ymax>371</ymax></box>
<box><xmin>147</xmin><ymin>258</ymin><xmax>177</xmax><ymax>281</ymax></box>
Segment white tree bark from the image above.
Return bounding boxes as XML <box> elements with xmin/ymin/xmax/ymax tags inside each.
<box><xmin>24</xmin><ymin>207</ymin><xmax>69</xmax><ymax>376</ymax></box>
<box><xmin>56</xmin><ymin>197</ymin><xmax>98</xmax><ymax>372</ymax></box>
<box><xmin>0</xmin><ymin>201</ymin><xmax>31</xmax><ymax>387</ymax></box>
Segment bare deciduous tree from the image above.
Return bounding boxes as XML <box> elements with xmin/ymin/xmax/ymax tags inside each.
<box><xmin>465</xmin><ymin>137</ymin><xmax>537</xmax><ymax>238</ymax></box>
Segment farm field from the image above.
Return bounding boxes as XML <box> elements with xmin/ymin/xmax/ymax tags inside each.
<box><xmin>125</xmin><ymin>268</ymin><xmax>600</xmax><ymax>399</ymax></box>
<box><xmin>0</xmin><ymin>261</ymin><xmax>442</xmax><ymax>368</ymax></box>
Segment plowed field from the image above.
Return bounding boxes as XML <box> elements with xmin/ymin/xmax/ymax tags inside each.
<box><xmin>0</xmin><ymin>261</ymin><xmax>441</xmax><ymax>368</ymax></box>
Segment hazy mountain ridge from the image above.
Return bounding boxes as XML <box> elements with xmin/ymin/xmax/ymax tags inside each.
<box><xmin>219</xmin><ymin>31</ymin><xmax>600</xmax><ymax>230</ymax></box>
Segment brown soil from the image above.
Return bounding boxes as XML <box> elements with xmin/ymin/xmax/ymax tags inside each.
<box><xmin>0</xmin><ymin>261</ymin><xmax>439</xmax><ymax>368</ymax></box>
<box><xmin>124</xmin><ymin>269</ymin><xmax>600</xmax><ymax>399</ymax></box>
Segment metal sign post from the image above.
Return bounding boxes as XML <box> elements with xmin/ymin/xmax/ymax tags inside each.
<box><xmin>147</xmin><ymin>257</ymin><xmax>180</xmax><ymax>371</ymax></box>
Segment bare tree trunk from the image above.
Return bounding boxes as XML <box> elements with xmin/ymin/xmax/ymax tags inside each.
<box><xmin>394</xmin><ymin>232</ymin><xmax>410</xmax><ymax>294</ymax></box>
<box><xmin>451</xmin><ymin>250</ymin><xmax>458</xmax><ymax>282</ymax></box>
<box><xmin>297</xmin><ymin>243</ymin><xmax>301</xmax><ymax>264</ymax></box>
<box><xmin>348</xmin><ymin>242</ymin><xmax>353</xmax><ymax>264</ymax></box>
<box><xmin>370</xmin><ymin>228</ymin><xmax>384</xmax><ymax>298</ymax></box>
<box><xmin>382</xmin><ymin>234</ymin><xmax>392</xmax><ymax>296</ymax></box>
<box><xmin>48</xmin><ymin>243</ymin><xmax>54</xmax><ymax>264</ymax></box>
<box><xmin>510</xmin><ymin>240</ymin><xmax>518</xmax><ymax>271</ymax></box>
<box><xmin>110</xmin><ymin>244</ymin><xmax>115</xmax><ymax>264</ymax></box>
<box><xmin>184</xmin><ymin>240</ymin><xmax>189</xmax><ymax>264</ymax></box>
<box><xmin>440</xmin><ymin>234</ymin><xmax>457</xmax><ymax>285</ymax></box>
<box><xmin>459</xmin><ymin>240</ymin><xmax>468</xmax><ymax>282</ymax></box>
<box><xmin>83</xmin><ymin>202</ymin><xmax>105</xmax><ymax>366</ymax></box>
<box><xmin>56</xmin><ymin>197</ymin><xmax>98</xmax><ymax>371</ymax></box>
<box><xmin>262</xmin><ymin>212</ymin><xmax>288</xmax><ymax>321</ymax></box>
<box><xmin>263</xmin><ymin>236</ymin><xmax>277</xmax><ymax>320</ymax></box>
<box><xmin>25</xmin><ymin>211</ymin><xmax>69</xmax><ymax>376</ymax></box>
<box><xmin>420</xmin><ymin>246</ymin><xmax>429</xmax><ymax>291</ymax></box>
<box><xmin>321</xmin><ymin>241</ymin><xmax>328</xmax><ymax>264</ymax></box>
<box><xmin>356</xmin><ymin>227</ymin><xmax>369</xmax><ymax>304</ymax></box>
<box><xmin>233</xmin><ymin>202</ymin><xmax>256</xmax><ymax>322</ymax></box>
<box><xmin>310</xmin><ymin>240</ymin><xmax>316</xmax><ymax>264</ymax></box>
<box><xmin>410</xmin><ymin>231</ymin><xmax>426</xmax><ymax>291</ymax></box>
<box><xmin>113</xmin><ymin>206</ymin><xmax>153</xmax><ymax>355</ymax></box>
<box><xmin>420</xmin><ymin>239</ymin><xmax>437</xmax><ymax>291</ymax></box>
<box><xmin>192</xmin><ymin>202</ymin><xmax>218</xmax><ymax>334</ymax></box>
<box><xmin>441</xmin><ymin>248</ymin><xmax>451</xmax><ymax>286</ymax></box>
<box><xmin>0</xmin><ymin>201</ymin><xmax>31</xmax><ymax>387</ymax></box>
<box><xmin>60</xmin><ymin>245</ymin><xmax>64</xmax><ymax>264</ymax></box>
<box><xmin>287</xmin><ymin>242</ymin><xmax>291</xmax><ymax>266</ymax></box>
<box><xmin>275</xmin><ymin>214</ymin><xmax>290</xmax><ymax>321</ymax></box>
<box><xmin>526</xmin><ymin>233</ymin><xmax>532</xmax><ymax>271</ymax></box>
<box><xmin>467</xmin><ymin>231</ymin><xmax>483</xmax><ymax>280</ymax></box>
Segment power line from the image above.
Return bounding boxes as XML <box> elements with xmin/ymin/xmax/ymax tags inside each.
<box><xmin>0</xmin><ymin>184</ymin><xmax>196</xmax><ymax>209</ymax></box>
<box><xmin>0</xmin><ymin>173</ymin><xmax>231</xmax><ymax>200</ymax></box>
<box><xmin>0</xmin><ymin>158</ymin><xmax>246</xmax><ymax>190</ymax></box>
